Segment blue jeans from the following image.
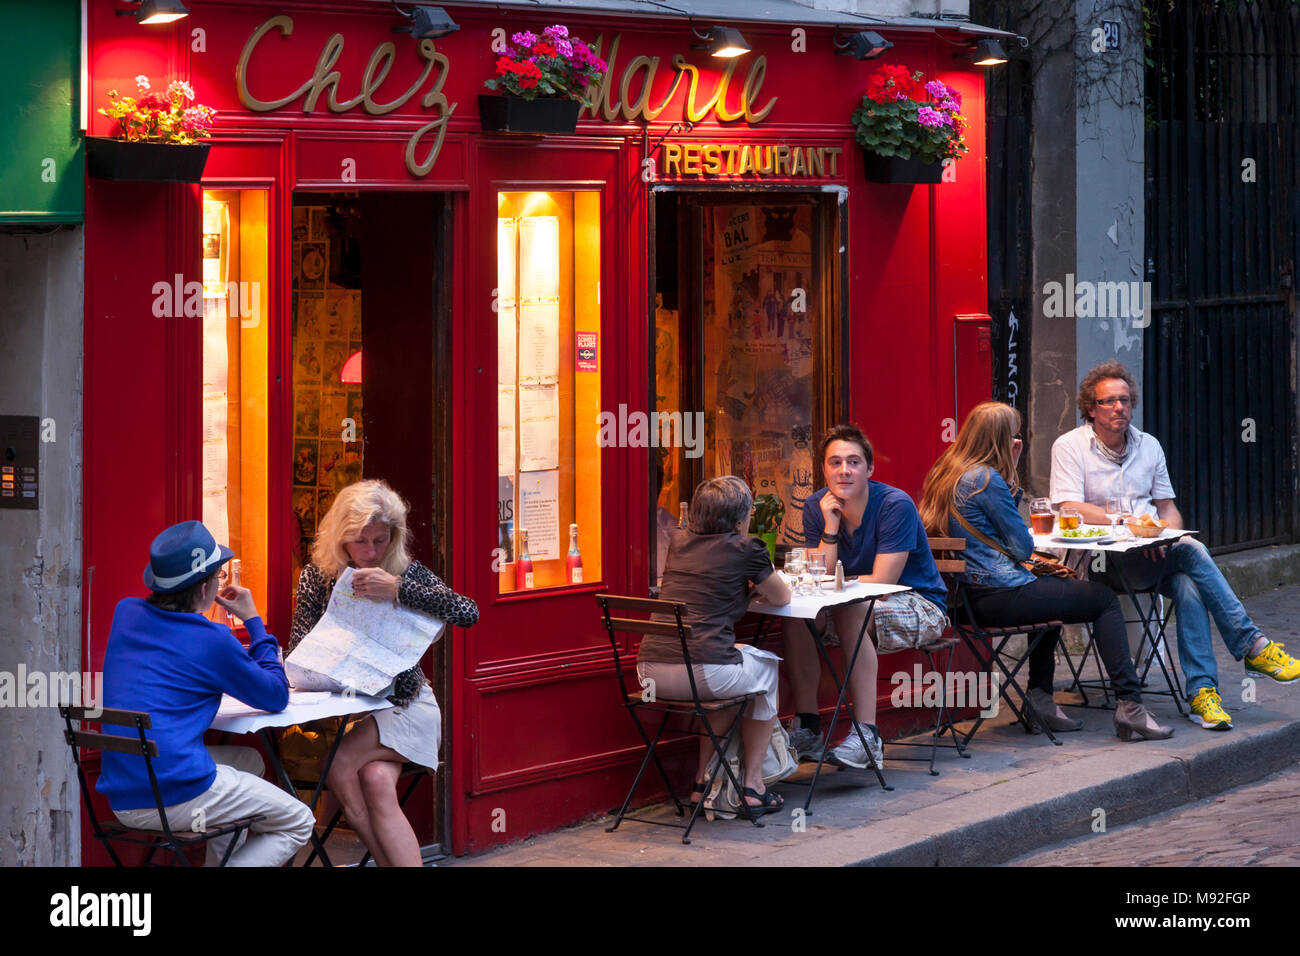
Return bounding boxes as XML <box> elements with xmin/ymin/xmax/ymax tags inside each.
<box><xmin>1103</xmin><ymin>538</ymin><xmax>1261</xmax><ymax>697</ymax></box>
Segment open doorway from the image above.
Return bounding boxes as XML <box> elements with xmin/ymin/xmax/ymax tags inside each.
<box><xmin>284</xmin><ymin>190</ymin><xmax>454</xmax><ymax>860</ymax></box>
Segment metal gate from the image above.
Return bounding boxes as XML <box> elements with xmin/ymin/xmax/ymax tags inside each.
<box><xmin>1144</xmin><ymin>0</ymin><xmax>1299</xmax><ymax>552</ymax></box>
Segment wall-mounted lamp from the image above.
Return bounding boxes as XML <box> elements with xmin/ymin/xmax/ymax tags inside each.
<box><xmin>341</xmin><ymin>351</ymin><xmax>363</xmax><ymax>384</ymax></box>
<box><xmin>390</xmin><ymin>3</ymin><xmax>460</xmax><ymax>39</ymax></box>
<box><xmin>834</xmin><ymin>30</ymin><xmax>893</xmax><ymax>61</ymax></box>
<box><xmin>692</xmin><ymin>25</ymin><xmax>750</xmax><ymax>58</ymax></box>
<box><xmin>969</xmin><ymin>38</ymin><xmax>1009</xmax><ymax>66</ymax></box>
<box><xmin>116</xmin><ymin>0</ymin><xmax>190</xmax><ymax>24</ymax></box>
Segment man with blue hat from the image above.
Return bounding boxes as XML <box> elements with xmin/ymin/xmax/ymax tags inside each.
<box><xmin>98</xmin><ymin>520</ymin><xmax>315</xmax><ymax>866</ymax></box>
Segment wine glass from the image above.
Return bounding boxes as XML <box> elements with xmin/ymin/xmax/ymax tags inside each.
<box><xmin>784</xmin><ymin>548</ymin><xmax>806</xmax><ymax>595</ymax></box>
<box><xmin>1105</xmin><ymin>496</ymin><xmax>1124</xmax><ymax>535</ymax></box>
<box><xmin>808</xmin><ymin>551</ymin><xmax>827</xmax><ymax>589</ymax></box>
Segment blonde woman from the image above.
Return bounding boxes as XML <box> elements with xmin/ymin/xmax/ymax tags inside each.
<box><xmin>289</xmin><ymin>480</ymin><xmax>478</xmax><ymax>866</ymax></box>
<box><xmin>918</xmin><ymin>402</ymin><xmax>1171</xmax><ymax>741</ymax></box>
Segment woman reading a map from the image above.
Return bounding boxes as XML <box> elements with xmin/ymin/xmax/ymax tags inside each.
<box><xmin>289</xmin><ymin>479</ymin><xmax>479</xmax><ymax>866</ymax></box>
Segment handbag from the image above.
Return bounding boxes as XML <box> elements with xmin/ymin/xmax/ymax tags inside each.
<box><xmin>952</xmin><ymin>511</ymin><xmax>1079</xmax><ymax>581</ymax></box>
<box><xmin>700</xmin><ymin>720</ymin><xmax>798</xmax><ymax>820</ymax></box>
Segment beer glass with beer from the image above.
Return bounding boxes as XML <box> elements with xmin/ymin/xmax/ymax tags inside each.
<box><xmin>1030</xmin><ymin>498</ymin><xmax>1054</xmax><ymax>536</ymax></box>
<box><xmin>1059</xmin><ymin>506</ymin><xmax>1082</xmax><ymax>532</ymax></box>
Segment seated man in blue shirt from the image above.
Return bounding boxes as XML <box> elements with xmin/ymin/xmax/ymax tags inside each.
<box><xmin>98</xmin><ymin>520</ymin><xmax>314</xmax><ymax>866</ymax></box>
<box><xmin>783</xmin><ymin>425</ymin><xmax>948</xmax><ymax>769</ymax></box>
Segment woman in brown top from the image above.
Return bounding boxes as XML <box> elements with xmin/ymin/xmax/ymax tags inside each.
<box><xmin>638</xmin><ymin>476</ymin><xmax>791</xmax><ymax>813</ymax></box>
<box><xmin>289</xmin><ymin>479</ymin><xmax>478</xmax><ymax>866</ymax></box>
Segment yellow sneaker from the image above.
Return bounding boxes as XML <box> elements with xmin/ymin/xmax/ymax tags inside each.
<box><xmin>1245</xmin><ymin>641</ymin><xmax>1300</xmax><ymax>683</ymax></box>
<box><xmin>1188</xmin><ymin>687</ymin><xmax>1232</xmax><ymax>731</ymax></box>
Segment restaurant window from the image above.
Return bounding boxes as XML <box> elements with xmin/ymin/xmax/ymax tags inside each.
<box><xmin>201</xmin><ymin>189</ymin><xmax>270</xmax><ymax>618</ymax></box>
<box><xmin>653</xmin><ymin>194</ymin><xmax>843</xmax><ymax>584</ymax></box>
<box><xmin>496</xmin><ymin>190</ymin><xmax>603</xmax><ymax>593</ymax></box>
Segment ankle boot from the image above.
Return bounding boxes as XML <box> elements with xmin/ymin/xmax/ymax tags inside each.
<box><xmin>1027</xmin><ymin>688</ymin><xmax>1083</xmax><ymax>732</ymax></box>
<box><xmin>1114</xmin><ymin>699</ymin><xmax>1175</xmax><ymax>741</ymax></box>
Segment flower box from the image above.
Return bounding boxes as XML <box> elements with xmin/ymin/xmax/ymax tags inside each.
<box><xmin>861</xmin><ymin>149</ymin><xmax>944</xmax><ymax>185</ymax></box>
<box><xmin>85</xmin><ymin>136</ymin><xmax>210</xmax><ymax>183</ymax></box>
<box><xmin>478</xmin><ymin>95</ymin><xmax>581</xmax><ymax>135</ymax></box>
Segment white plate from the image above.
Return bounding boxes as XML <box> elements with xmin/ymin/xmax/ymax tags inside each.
<box><xmin>1052</xmin><ymin>534</ymin><xmax>1115</xmax><ymax>545</ymax></box>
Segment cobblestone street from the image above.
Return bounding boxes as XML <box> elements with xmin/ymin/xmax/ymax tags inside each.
<box><xmin>1013</xmin><ymin>764</ymin><xmax>1300</xmax><ymax>866</ymax></box>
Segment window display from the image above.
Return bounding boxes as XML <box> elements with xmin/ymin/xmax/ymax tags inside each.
<box><xmin>497</xmin><ymin>191</ymin><xmax>602</xmax><ymax>592</ymax></box>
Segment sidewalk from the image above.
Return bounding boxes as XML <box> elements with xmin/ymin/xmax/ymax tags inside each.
<box><xmin>449</xmin><ymin>583</ymin><xmax>1300</xmax><ymax>867</ymax></box>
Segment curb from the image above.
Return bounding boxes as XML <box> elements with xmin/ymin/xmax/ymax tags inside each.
<box><xmin>766</xmin><ymin>717</ymin><xmax>1300</xmax><ymax>867</ymax></box>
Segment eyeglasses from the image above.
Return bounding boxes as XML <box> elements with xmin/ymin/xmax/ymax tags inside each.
<box><xmin>1095</xmin><ymin>396</ymin><xmax>1133</xmax><ymax>408</ymax></box>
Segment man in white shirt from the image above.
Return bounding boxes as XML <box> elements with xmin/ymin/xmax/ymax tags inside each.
<box><xmin>1050</xmin><ymin>360</ymin><xmax>1299</xmax><ymax>730</ymax></box>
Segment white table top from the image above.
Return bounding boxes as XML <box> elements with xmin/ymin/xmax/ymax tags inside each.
<box><xmin>748</xmin><ymin>580</ymin><xmax>911</xmax><ymax>620</ymax></box>
<box><xmin>210</xmin><ymin>689</ymin><xmax>391</xmax><ymax>735</ymax></box>
<box><xmin>1033</xmin><ymin>526</ymin><xmax>1198</xmax><ymax>553</ymax></box>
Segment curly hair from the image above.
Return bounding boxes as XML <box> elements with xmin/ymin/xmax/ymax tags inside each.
<box><xmin>1077</xmin><ymin>360</ymin><xmax>1139</xmax><ymax>423</ymax></box>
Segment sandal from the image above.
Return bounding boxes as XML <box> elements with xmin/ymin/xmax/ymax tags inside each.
<box><xmin>741</xmin><ymin>787</ymin><xmax>784</xmax><ymax>816</ymax></box>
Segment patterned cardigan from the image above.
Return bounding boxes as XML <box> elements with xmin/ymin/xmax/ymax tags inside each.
<box><xmin>288</xmin><ymin>561</ymin><xmax>479</xmax><ymax>706</ymax></box>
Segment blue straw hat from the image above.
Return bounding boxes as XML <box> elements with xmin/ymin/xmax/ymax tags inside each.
<box><xmin>142</xmin><ymin>520</ymin><xmax>235</xmax><ymax>594</ymax></box>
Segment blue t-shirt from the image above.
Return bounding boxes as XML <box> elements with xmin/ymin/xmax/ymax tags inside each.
<box><xmin>803</xmin><ymin>482</ymin><xmax>947</xmax><ymax>610</ymax></box>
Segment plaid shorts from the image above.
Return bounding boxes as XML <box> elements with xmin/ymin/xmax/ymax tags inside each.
<box><xmin>869</xmin><ymin>591</ymin><xmax>950</xmax><ymax>654</ymax></box>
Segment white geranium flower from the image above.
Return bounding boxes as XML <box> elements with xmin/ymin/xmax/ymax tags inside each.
<box><xmin>135</xmin><ymin>75</ymin><xmax>150</xmax><ymax>91</ymax></box>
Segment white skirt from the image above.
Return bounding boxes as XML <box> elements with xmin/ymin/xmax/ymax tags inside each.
<box><xmin>371</xmin><ymin>684</ymin><xmax>441</xmax><ymax>771</ymax></box>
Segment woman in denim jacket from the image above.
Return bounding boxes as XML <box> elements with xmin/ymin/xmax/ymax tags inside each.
<box><xmin>919</xmin><ymin>402</ymin><xmax>1172</xmax><ymax>741</ymax></box>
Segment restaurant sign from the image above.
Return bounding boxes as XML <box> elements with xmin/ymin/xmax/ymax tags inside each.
<box><xmin>660</xmin><ymin>142</ymin><xmax>843</xmax><ymax>180</ymax></box>
<box><xmin>234</xmin><ymin>16</ymin><xmax>785</xmax><ymax>180</ymax></box>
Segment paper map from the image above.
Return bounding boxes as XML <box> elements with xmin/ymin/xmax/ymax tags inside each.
<box><xmin>285</xmin><ymin>567</ymin><xmax>445</xmax><ymax>696</ymax></box>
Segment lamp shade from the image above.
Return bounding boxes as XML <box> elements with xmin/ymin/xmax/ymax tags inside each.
<box><xmin>706</xmin><ymin>26</ymin><xmax>750</xmax><ymax>58</ymax></box>
<box><xmin>136</xmin><ymin>0</ymin><xmax>190</xmax><ymax>24</ymax></box>
<box><xmin>973</xmin><ymin>38</ymin><xmax>1008</xmax><ymax>66</ymax></box>
<box><xmin>341</xmin><ymin>350</ymin><xmax>362</xmax><ymax>384</ymax></box>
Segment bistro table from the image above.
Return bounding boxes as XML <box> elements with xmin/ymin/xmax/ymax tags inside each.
<box><xmin>748</xmin><ymin>579</ymin><xmax>911</xmax><ymax>813</ymax></box>
<box><xmin>211</xmin><ymin>689</ymin><xmax>392</xmax><ymax>867</ymax></box>
<box><xmin>1034</xmin><ymin>526</ymin><xmax>1198</xmax><ymax>715</ymax></box>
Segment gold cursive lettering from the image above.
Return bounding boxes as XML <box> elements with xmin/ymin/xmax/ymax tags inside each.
<box><xmin>236</xmin><ymin>16</ymin><xmax>313</xmax><ymax>111</ymax></box>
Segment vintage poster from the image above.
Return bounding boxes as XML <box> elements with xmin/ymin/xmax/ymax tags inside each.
<box><xmin>319</xmin><ymin>390</ymin><xmax>348</xmax><ymax>440</ymax></box>
<box><xmin>294</xmin><ymin>389</ymin><xmax>320</xmax><ymax>438</ymax></box>
<box><xmin>293</xmin><ymin>439</ymin><xmax>318</xmax><ymax>487</ymax></box>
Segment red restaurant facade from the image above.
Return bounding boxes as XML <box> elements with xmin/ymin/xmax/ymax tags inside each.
<box><xmin>82</xmin><ymin>0</ymin><xmax>1005</xmax><ymax>861</ymax></box>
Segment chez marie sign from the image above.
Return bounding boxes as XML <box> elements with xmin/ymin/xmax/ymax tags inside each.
<box><xmin>235</xmin><ymin>16</ymin><xmax>780</xmax><ymax>178</ymax></box>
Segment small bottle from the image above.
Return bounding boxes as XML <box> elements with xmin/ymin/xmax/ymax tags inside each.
<box><xmin>678</xmin><ymin>501</ymin><xmax>688</xmax><ymax>528</ymax></box>
<box><xmin>228</xmin><ymin>559</ymin><xmax>243</xmax><ymax>627</ymax></box>
<box><xmin>834</xmin><ymin>559</ymin><xmax>845</xmax><ymax>592</ymax></box>
<box><xmin>566</xmin><ymin>523</ymin><xmax>583</xmax><ymax>584</ymax></box>
<box><xmin>516</xmin><ymin>528</ymin><xmax>534</xmax><ymax>590</ymax></box>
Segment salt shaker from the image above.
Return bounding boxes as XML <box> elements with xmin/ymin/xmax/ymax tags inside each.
<box><xmin>834</xmin><ymin>559</ymin><xmax>845</xmax><ymax>591</ymax></box>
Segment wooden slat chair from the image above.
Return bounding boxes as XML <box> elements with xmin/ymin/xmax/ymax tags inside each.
<box><xmin>878</xmin><ymin>537</ymin><xmax>971</xmax><ymax>774</ymax></box>
<box><xmin>596</xmin><ymin>593</ymin><xmax>766</xmax><ymax>844</ymax></box>
<box><xmin>61</xmin><ymin>705</ymin><xmax>264</xmax><ymax>867</ymax></box>
<box><xmin>928</xmin><ymin>538</ymin><xmax>1069</xmax><ymax>747</ymax></box>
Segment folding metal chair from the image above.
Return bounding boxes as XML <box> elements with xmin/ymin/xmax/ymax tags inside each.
<box><xmin>880</xmin><ymin>537</ymin><xmax>972</xmax><ymax>774</ymax></box>
<box><xmin>930</xmin><ymin>544</ymin><xmax>1068</xmax><ymax>748</ymax></box>
<box><xmin>1062</xmin><ymin>586</ymin><xmax>1188</xmax><ymax>717</ymax></box>
<box><xmin>61</xmin><ymin>705</ymin><xmax>264</xmax><ymax>867</ymax></box>
<box><xmin>596</xmin><ymin>593</ymin><xmax>767</xmax><ymax>844</ymax></box>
